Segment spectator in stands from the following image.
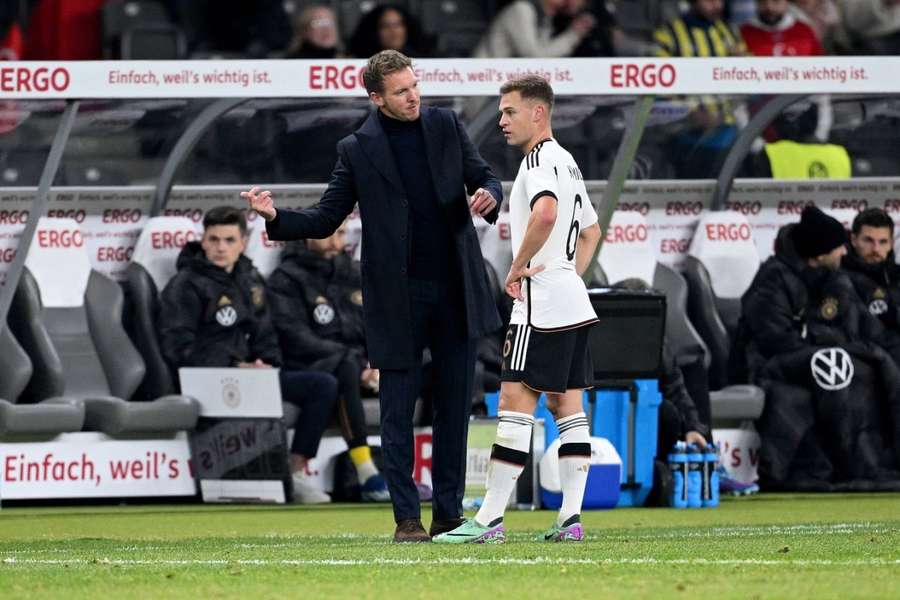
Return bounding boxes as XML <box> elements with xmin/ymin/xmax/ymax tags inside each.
<box><xmin>159</xmin><ymin>206</ymin><xmax>338</xmax><ymax>504</ymax></box>
<box><xmin>473</xmin><ymin>0</ymin><xmax>596</xmax><ymax>58</ymax></box>
<box><xmin>740</xmin><ymin>0</ymin><xmax>832</xmax><ymax>157</ymax></box>
<box><xmin>737</xmin><ymin>206</ymin><xmax>900</xmax><ymax>490</ymax></box>
<box><xmin>654</xmin><ymin>0</ymin><xmax>747</xmax><ymax>178</ymax></box>
<box><xmin>285</xmin><ymin>4</ymin><xmax>341</xmax><ymax>59</ymax></box>
<box><xmin>834</xmin><ymin>0</ymin><xmax>900</xmax><ymax>54</ymax></box>
<box><xmin>790</xmin><ymin>0</ymin><xmax>841</xmax><ymax>49</ymax></box>
<box><xmin>348</xmin><ymin>4</ymin><xmax>434</xmax><ymax>58</ymax></box>
<box><xmin>741</xmin><ymin>0</ymin><xmax>824</xmax><ymax>54</ymax></box>
<box><xmin>176</xmin><ymin>0</ymin><xmax>291</xmax><ymax>57</ymax></box>
<box><xmin>842</xmin><ymin>208</ymin><xmax>900</xmax><ymax>365</ymax></box>
<box><xmin>553</xmin><ymin>0</ymin><xmax>620</xmax><ymax>57</ymax></box>
<box><xmin>267</xmin><ymin>222</ymin><xmax>391</xmax><ymax>502</ymax></box>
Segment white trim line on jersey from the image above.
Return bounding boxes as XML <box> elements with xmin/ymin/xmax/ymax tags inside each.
<box><xmin>3</xmin><ymin>557</ymin><xmax>899</xmax><ymax>568</ymax></box>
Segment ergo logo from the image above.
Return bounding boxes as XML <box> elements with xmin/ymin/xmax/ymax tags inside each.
<box><xmin>37</xmin><ymin>229</ymin><xmax>83</xmax><ymax>248</ymax></box>
<box><xmin>610</xmin><ymin>64</ymin><xmax>676</xmax><ymax>88</ymax></box>
<box><xmin>0</xmin><ymin>67</ymin><xmax>70</xmax><ymax>92</ymax></box>
<box><xmin>606</xmin><ymin>224</ymin><xmax>648</xmax><ymax>243</ymax></box>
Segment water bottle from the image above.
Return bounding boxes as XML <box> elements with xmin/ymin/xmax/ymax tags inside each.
<box><xmin>668</xmin><ymin>442</ymin><xmax>688</xmax><ymax>509</ymax></box>
<box><xmin>686</xmin><ymin>444</ymin><xmax>703</xmax><ymax>508</ymax></box>
<box><xmin>702</xmin><ymin>443</ymin><xmax>720</xmax><ymax>508</ymax></box>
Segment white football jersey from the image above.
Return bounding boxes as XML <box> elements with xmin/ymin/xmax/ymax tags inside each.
<box><xmin>508</xmin><ymin>138</ymin><xmax>599</xmax><ymax>330</ymax></box>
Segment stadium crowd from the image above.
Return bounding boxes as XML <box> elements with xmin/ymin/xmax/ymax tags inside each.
<box><xmin>2</xmin><ymin>0</ymin><xmax>900</xmax><ymax>62</ymax></box>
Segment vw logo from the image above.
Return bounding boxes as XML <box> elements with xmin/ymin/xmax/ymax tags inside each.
<box><xmin>313</xmin><ymin>303</ymin><xmax>335</xmax><ymax>325</ymax></box>
<box><xmin>216</xmin><ymin>305</ymin><xmax>238</xmax><ymax>327</ymax></box>
<box><xmin>869</xmin><ymin>299</ymin><xmax>889</xmax><ymax>316</ymax></box>
<box><xmin>810</xmin><ymin>347</ymin><xmax>854</xmax><ymax>391</ymax></box>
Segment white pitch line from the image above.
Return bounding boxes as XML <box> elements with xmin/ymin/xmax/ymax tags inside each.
<box><xmin>3</xmin><ymin>557</ymin><xmax>900</xmax><ymax>568</ymax></box>
<box><xmin>5</xmin><ymin>522</ymin><xmax>894</xmax><ymax>556</ymax></box>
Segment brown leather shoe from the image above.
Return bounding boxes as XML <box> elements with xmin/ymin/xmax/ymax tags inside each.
<box><xmin>393</xmin><ymin>519</ymin><xmax>431</xmax><ymax>543</ymax></box>
<box><xmin>429</xmin><ymin>517</ymin><xmax>466</xmax><ymax>537</ymax></box>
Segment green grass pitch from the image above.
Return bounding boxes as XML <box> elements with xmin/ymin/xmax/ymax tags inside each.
<box><xmin>1</xmin><ymin>493</ymin><xmax>898</xmax><ymax>599</ymax></box>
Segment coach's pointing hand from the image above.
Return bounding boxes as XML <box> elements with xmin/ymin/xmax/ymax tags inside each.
<box><xmin>241</xmin><ymin>186</ymin><xmax>277</xmax><ymax>222</ymax></box>
<box><xmin>469</xmin><ymin>188</ymin><xmax>497</xmax><ymax>221</ymax></box>
<box><xmin>505</xmin><ymin>262</ymin><xmax>545</xmax><ymax>301</ymax></box>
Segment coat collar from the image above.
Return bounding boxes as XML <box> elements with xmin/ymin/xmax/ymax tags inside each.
<box><xmin>356</xmin><ymin>106</ymin><xmax>442</xmax><ymax>195</ymax></box>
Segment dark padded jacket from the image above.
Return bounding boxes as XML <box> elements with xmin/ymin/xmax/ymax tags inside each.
<box><xmin>740</xmin><ymin>224</ymin><xmax>883</xmax><ymax>371</ymax></box>
<box><xmin>842</xmin><ymin>246</ymin><xmax>900</xmax><ymax>355</ymax></box>
<box><xmin>159</xmin><ymin>242</ymin><xmax>282</xmax><ymax>368</ymax></box>
<box><xmin>267</xmin><ymin>242</ymin><xmax>366</xmax><ymax>373</ymax></box>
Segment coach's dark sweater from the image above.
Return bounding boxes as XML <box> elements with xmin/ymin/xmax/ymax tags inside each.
<box><xmin>379</xmin><ymin>109</ymin><xmax>454</xmax><ymax>281</ymax></box>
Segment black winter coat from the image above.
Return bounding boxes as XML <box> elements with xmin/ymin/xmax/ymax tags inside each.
<box><xmin>842</xmin><ymin>246</ymin><xmax>900</xmax><ymax>358</ymax></box>
<box><xmin>159</xmin><ymin>242</ymin><xmax>282</xmax><ymax>368</ymax></box>
<box><xmin>741</xmin><ymin>224</ymin><xmax>883</xmax><ymax>369</ymax></box>
<box><xmin>267</xmin><ymin>242</ymin><xmax>367</xmax><ymax>373</ymax></box>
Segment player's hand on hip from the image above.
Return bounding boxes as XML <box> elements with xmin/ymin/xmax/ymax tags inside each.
<box><xmin>469</xmin><ymin>188</ymin><xmax>497</xmax><ymax>219</ymax></box>
<box><xmin>241</xmin><ymin>186</ymin><xmax>277</xmax><ymax>222</ymax></box>
<box><xmin>505</xmin><ymin>263</ymin><xmax>545</xmax><ymax>301</ymax></box>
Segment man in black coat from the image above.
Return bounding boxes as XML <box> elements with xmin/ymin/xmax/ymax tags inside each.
<box><xmin>159</xmin><ymin>206</ymin><xmax>339</xmax><ymax>504</ymax></box>
<box><xmin>243</xmin><ymin>50</ymin><xmax>503</xmax><ymax>541</ymax></box>
<box><xmin>738</xmin><ymin>206</ymin><xmax>900</xmax><ymax>490</ymax></box>
<box><xmin>842</xmin><ymin>208</ymin><xmax>900</xmax><ymax>366</ymax></box>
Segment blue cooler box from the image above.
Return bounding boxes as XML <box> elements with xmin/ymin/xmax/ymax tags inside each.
<box><xmin>540</xmin><ymin>437</ymin><xmax>621</xmax><ymax>509</ymax></box>
<box><xmin>591</xmin><ymin>379</ymin><xmax>661</xmax><ymax>507</ymax></box>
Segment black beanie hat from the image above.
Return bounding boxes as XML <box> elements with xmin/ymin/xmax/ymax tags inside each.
<box><xmin>791</xmin><ymin>206</ymin><xmax>847</xmax><ymax>259</ymax></box>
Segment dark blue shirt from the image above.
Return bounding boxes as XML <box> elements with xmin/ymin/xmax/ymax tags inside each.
<box><xmin>379</xmin><ymin>110</ymin><xmax>455</xmax><ymax>281</ymax></box>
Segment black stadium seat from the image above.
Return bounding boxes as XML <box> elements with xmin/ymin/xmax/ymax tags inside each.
<box><xmin>9</xmin><ymin>218</ymin><xmax>199</xmax><ymax>435</ymax></box>
<box><xmin>682</xmin><ymin>211</ymin><xmax>765</xmax><ymax>424</ymax></box>
<box><xmin>102</xmin><ymin>0</ymin><xmax>175</xmax><ymax>58</ymax></box>
<box><xmin>0</xmin><ymin>326</ymin><xmax>85</xmax><ymax>436</ymax></box>
<box><xmin>125</xmin><ymin>216</ymin><xmax>201</xmax><ymax>400</ymax></box>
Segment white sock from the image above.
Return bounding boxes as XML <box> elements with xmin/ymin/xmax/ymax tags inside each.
<box><xmin>355</xmin><ymin>460</ymin><xmax>378</xmax><ymax>485</ymax></box>
<box><xmin>474</xmin><ymin>410</ymin><xmax>534</xmax><ymax>526</ymax></box>
<box><xmin>556</xmin><ymin>412</ymin><xmax>591</xmax><ymax>526</ymax></box>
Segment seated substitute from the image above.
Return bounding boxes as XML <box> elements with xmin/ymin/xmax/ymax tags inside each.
<box><xmin>736</xmin><ymin>206</ymin><xmax>900</xmax><ymax>490</ymax></box>
<box><xmin>159</xmin><ymin>206</ymin><xmax>339</xmax><ymax>504</ymax></box>
<box><xmin>267</xmin><ymin>221</ymin><xmax>391</xmax><ymax>502</ymax></box>
<box><xmin>842</xmin><ymin>208</ymin><xmax>900</xmax><ymax>366</ymax></box>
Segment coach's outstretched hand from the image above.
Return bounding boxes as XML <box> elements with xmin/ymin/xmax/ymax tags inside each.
<box><xmin>469</xmin><ymin>188</ymin><xmax>497</xmax><ymax>221</ymax></box>
<box><xmin>505</xmin><ymin>262</ymin><xmax>545</xmax><ymax>301</ymax></box>
<box><xmin>241</xmin><ymin>186</ymin><xmax>277</xmax><ymax>222</ymax></box>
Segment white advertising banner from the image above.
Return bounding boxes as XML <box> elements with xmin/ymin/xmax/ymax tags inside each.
<box><xmin>2</xmin><ymin>179</ymin><xmax>900</xmax><ymax>285</ymax></box>
<box><xmin>713</xmin><ymin>427</ymin><xmax>762</xmax><ymax>484</ymax></box>
<box><xmin>0</xmin><ymin>432</ymin><xmax>195</xmax><ymax>500</ymax></box>
<box><xmin>0</xmin><ymin>57</ymin><xmax>897</xmax><ymax>99</ymax></box>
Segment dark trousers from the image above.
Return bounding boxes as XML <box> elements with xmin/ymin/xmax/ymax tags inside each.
<box><xmin>334</xmin><ymin>357</ymin><xmax>369</xmax><ymax>449</ymax></box>
<box><xmin>280</xmin><ymin>370</ymin><xmax>338</xmax><ymax>457</ymax></box>
<box><xmin>379</xmin><ymin>279</ymin><xmax>477</xmax><ymax>523</ymax></box>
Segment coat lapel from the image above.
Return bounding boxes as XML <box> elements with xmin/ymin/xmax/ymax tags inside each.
<box><xmin>418</xmin><ymin>108</ymin><xmax>446</xmax><ymax>204</ymax></box>
<box><xmin>356</xmin><ymin>110</ymin><xmax>405</xmax><ymax>193</ymax></box>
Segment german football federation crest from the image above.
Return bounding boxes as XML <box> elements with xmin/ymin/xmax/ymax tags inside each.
<box><xmin>819</xmin><ymin>297</ymin><xmax>839</xmax><ymax>321</ymax></box>
<box><xmin>250</xmin><ymin>285</ymin><xmax>264</xmax><ymax>307</ymax></box>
